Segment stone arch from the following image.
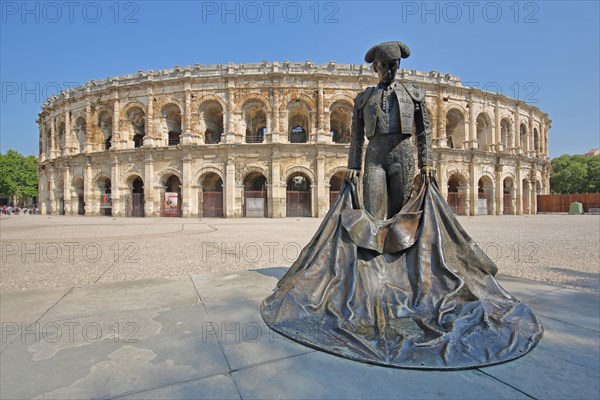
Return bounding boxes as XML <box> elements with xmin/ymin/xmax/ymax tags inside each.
<box><xmin>198</xmin><ymin>99</ymin><xmax>224</xmax><ymax>144</ymax></box>
<box><xmin>198</xmin><ymin>169</ymin><xmax>224</xmax><ymax>218</ymax></box>
<box><xmin>286</xmin><ymin>99</ymin><xmax>312</xmax><ymax>143</ymax></box>
<box><xmin>445</xmin><ymin>107</ymin><xmax>466</xmax><ymax>149</ymax></box>
<box><xmin>234</xmin><ymin>93</ymin><xmax>272</xmax><ymax>114</ymax></box>
<box><xmin>325</xmin><ymin>165</ymin><xmax>348</xmax><ymax>183</ymax></box>
<box><xmin>446</xmin><ymin>170</ymin><xmax>468</xmax><ymax>215</ymax></box>
<box><xmin>241</xmin><ymin>99</ymin><xmax>268</xmax><ymax>143</ymax></box>
<box><xmin>280</xmin><ymin>94</ymin><xmax>317</xmax><ymax>114</ymax></box>
<box><xmin>97</xmin><ymin>110</ymin><xmax>113</xmax><ymax>150</ymax></box>
<box><xmin>519</xmin><ymin>122</ymin><xmax>528</xmax><ymax>153</ymax></box>
<box><xmin>286</xmin><ymin>169</ymin><xmax>313</xmax><ymax>217</ymax></box>
<box><xmin>194</xmin><ymin>166</ymin><xmax>224</xmax><ymax>186</ymax></box>
<box><xmin>324</xmin><ymin>93</ymin><xmax>355</xmax><ymax>110</ymax></box>
<box><xmin>284</xmin><ymin>165</ymin><xmax>316</xmax><ymax>184</ymax></box>
<box><xmin>123</xmin><ymin>104</ymin><xmax>146</xmax><ymax>147</ymax></box>
<box><xmin>476</xmin><ymin>112</ymin><xmax>493</xmax><ymax>150</ymax></box>
<box><xmin>74</xmin><ymin>116</ymin><xmax>87</xmax><ymax>152</ymax></box>
<box><xmin>477</xmin><ymin>173</ymin><xmax>495</xmax><ymax>215</ymax></box>
<box><xmin>160</xmin><ymin>103</ymin><xmax>182</xmax><ymax>146</ymax></box>
<box><xmin>156</xmin><ymin>168</ymin><xmax>182</xmax><ymax>187</ymax></box>
<box><xmin>236</xmin><ymin>165</ymin><xmax>270</xmax><ymax>183</ymax></box>
<box><xmin>329</xmin><ymin>100</ymin><xmax>352</xmax><ymax>143</ymax></box>
<box><xmin>500</xmin><ymin>117</ymin><xmax>512</xmax><ymax>151</ymax></box>
<box><xmin>502</xmin><ymin>175</ymin><xmax>516</xmax><ymax>215</ymax></box>
<box><xmin>533</xmin><ymin>126</ymin><xmax>541</xmax><ymax>154</ymax></box>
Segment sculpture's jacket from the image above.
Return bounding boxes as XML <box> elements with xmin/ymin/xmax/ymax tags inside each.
<box><xmin>347</xmin><ymin>81</ymin><xmax>433</xmax><ymax>170</ymax></box>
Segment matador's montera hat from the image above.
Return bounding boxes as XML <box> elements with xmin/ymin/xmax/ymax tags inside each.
<box><xmin>364</xmin><ymin>41</ymin><xmax>411</xmax><ymax>63</ymax></box>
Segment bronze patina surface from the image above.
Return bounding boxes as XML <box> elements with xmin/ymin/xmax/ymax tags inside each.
<box><xmin>261</xmin><ymin>41</ymin><xmax>543</xmax><ymax>369</ymax></box>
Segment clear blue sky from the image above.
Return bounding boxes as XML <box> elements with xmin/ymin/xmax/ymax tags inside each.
<box><xmin>1</xmin><ymin>0</ymin><xmax>598</xmax><ymax>158</ymax></box>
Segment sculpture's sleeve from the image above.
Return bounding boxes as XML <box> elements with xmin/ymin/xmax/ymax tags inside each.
<box><xmin>415</xmin><ymin>98</ymin><xmax>433</xmax><ymax>168</ymax></box>
<box><xmin>347</xmin><ymin>95</ymin><xmax>365</xmax><ymax>170</ymax></box>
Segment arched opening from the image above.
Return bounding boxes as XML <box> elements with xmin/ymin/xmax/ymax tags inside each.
<box><xmin>500</xmin><ymin>118</ymin><xmax>511</xmax><ymax>152</ymax></box>
<box><xmin>162</xmin><ymin>104</ymin><xmax>182</xmax><ymax>146</ymax></box>
<box><xmin>243</xmin><ymin>100</ymin><xmax>267</xmax><ymax>143</ymax></box>
<box><xmin>503</xmin><ymin>177</ymin><xmax>515</xmax><ymax>215</ymax></box>
<box><xmin>200</xmin><ymin>173</ymin><xmax>223</xmax><ymax>218</ymax></box>
<box><xmin>75</xmin><ymin>117</ymin><xmax>86</xmax><ymax>153</ymax></box>
<box><xmin>286</xmin><ymin>173</ymin><xmax>312</xmax><ymax>217</ymax></box>
<box><xmin>447</xmin><ymin>173</ymin><xmax>466</xmax><ymax>215</ymax></box>
<box><xmin>199</xmin><ymin>101</ymin><xmax>224</xmax><ymax>144</ymax></box>
<box><xmin>445</xmin><ymin>109</ymin><xmax>465</xmax><ymax>149</ymax></box>
<box><xmin>57</xmin><ymin>122</ymin><xmax>65</xmax><ymax>153</ymax></box>
<box><xmin>535</xmin><ymin>179</ymin><xmax>542</xmax><ymax>213</ymax></box>
<box><xmin>330</xmin><ymin>102</ymin><xmax>352</xmax><ymax>143</ymax></box>
<box><xmin>329</xmin><ymin>171</ymin><xmax>345</xmax><ymax>205</ymax></box>
<box><xmin>127</xmin><ymin>107</ymin><xmax>146</xmax><ymax>148</ymax></box>
<box><xmin>98</xmin><ymin>112</ymin><xmax>112</xmax><ymax>150</ymax></box>
<box><xmin>533</xmin><ymin>128</ymin><xmax>540</xmax><ymax>155</ymax></box>
<box><xmin>477</xmin><ymin>176</ymin><xmax>494</xmax><ymax>215</ymax></box>
<box><xmin>73</xmin><ymin>177</ymin><xmax>85</xmax><ymax>215</ymax></box>
<box><xmin>522</xmin><ymin>178</ymin><xmax>530</xmax><ymax>214</ymax></box>
<box><xmin>97</xmin><ymin>176</ymin><xmax>112</xmax><ymax>216</ymax></box>
<box><xmin>243</xmin><ymin>172</ymin><xmax>268</xmax><ymax>217</ymax></box>
<box><xmin>288</xmin><ymin>102</ymin><xmax>310</xmax><ymax>143</ymax></box>
<box><xmin>476</xmin><ymin>112</ymin><xmax>492</xmax><ymax>151</ymax></box>
<box><xmin>163</xmin><ymin>175</ymin><xmax>181</xmax><ymax>217</ymax></box>
<box><xmin>520</xmin><ymin>123</ymin><xmax>528</xmax><ymax>154</ymax></box>
<box><xmin>130</xmin><ymin>176</ymin><xmax>144</xmax><ymax>217</ymax></box>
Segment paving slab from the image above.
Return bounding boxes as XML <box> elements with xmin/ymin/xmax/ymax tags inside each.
<box><xmin>119</xmin><ymin>374</ymin><xmax>241</xmax><ymax>400</ymax></box>
<box><xmin>526</xmin><ymin>287</ymin><xmax>600</xmax><ymax>331</ymax></box>
<box><xmin>0</xmin><ymin>303</ymin><xmax>229</xmax><ymax>399</ymax></box>
<box><xmin>37</xmin><ymin>276</ymin><xmax>200</xmax><ymax>322</ymax></box>
<box><xmin>0</xmin><ymin>270</ymin><xmax>599</xmax><ymax>400</ymax></box>
<box><xmin>232</xmin><ymin>350</ymin><xmax>530</xmax><ymax>399</ymax></box>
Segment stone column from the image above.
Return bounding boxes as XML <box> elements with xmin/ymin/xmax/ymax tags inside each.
<box><xmin>271</xmin><ymin>87</ymin><xmax>281</xmax><ymax>143</ymax></box>
<box><xmin>83</xmin><ymin>163</ymin><xmax>93</xmax><ymax>215</ymax></box>
<box><xmin>528</xmin><ymin>112</ymin><xmax>534</xmax><ymax>157</ymax></box>
<box><xmin>85</xmin><ymin>103</ymin><xmax>92</xmax><ymax>153</ymax></box>
<box><xmin>468</xmin><ymin>159</ymin><xmax>476</xmax><ymax>216</ymax></box>
<box><xmin>225</xmin><ymin>82</ymin><xmax>236</xmax><ymax>143</ymax></box>
<box><xmin>64</xmin><ymin>111</ymin><xmax>72</xmax><ymax>154</ymax></box>
<box><xmin>145</xmin><ymin>88</ymin><xmax>155</xmax><ymax>147</ymax></box>
<box><xmin>494</xmin><ymin>99</ymin><xmax>502</xmax><ymax>153</ymax></box>
<box><xmin>224</xmin><ymin>157</ymin><xmax>236</xmax><ymax>217</ymax></box>
<box><xmin>495</xmin><ymin>165</ymin><xmax>503</xmax><ymax>215</ymax></box>
<box><xmin>50</xmin><ymin>119</ymin><xmax>59</xmax><ymax>158</ymax></box>
<box><xmin>112</xmin><ymin>96</ymin><xmax>120</xmax><ymax>150</ymax></box>
<box><xmin>269</xmin><ymin>154</ymin><xmax>284</xmax><ymax>217</ymax></box>
<box><xmin>144</xmin><ymin>155</ymin><xmax>155</xmax><ymax>217</ymax></box>
<box><xmin>181</xmin><ymin>84</ymin><xmax>195</xmax><ymax>145</ymax></box>
<box><xmin>110</xmin><ymin>156</ymin><xmax>121</xmax><ymax>216</ymax></box>
<box><xmin>468</xmin><ymin>92</ymin><xmax>477</xmax><ymax>149</ymax></box>
<box><xmin>513</xmin><ymin>104</ymin><xmax>520</xmax><ymax>154</ymax></box>
<box><xmin>316</xmin><ymin>153</ymin><xmax>327</xmax><ymax>216</ymax></box>
<box><xmin>515</xmin><ymin>163</ymin><xmax>522</xmax><ymax>214</ymax></box>
<box><xmin>63</xmin><ymin>166</ymin><xmax>72</xmax><ymax>215</ymax></box>
<box><xmin>48</xmin><ymin>170</ymin><xmax>56</xmax><ymax>214</ymax></box>
<box><xmin>181</xmin><ymin>154</ymin><xmax>192</xmax><ymax>217</ymax></box>
<box><xmin>436</xmin><ymin>92</ymin><xmax>447</xmax><ymax>147</ymax></box>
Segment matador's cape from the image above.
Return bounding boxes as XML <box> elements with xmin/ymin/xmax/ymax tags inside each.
<box><xmin>261</xmin><ymin>176</ymin><xmax>543</xmax><ymax>369</ymax></box>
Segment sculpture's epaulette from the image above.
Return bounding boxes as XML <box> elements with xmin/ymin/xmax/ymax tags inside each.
<box><xmin>402</xmin><ymin>82</ymin><xmax>425</xmax><ymax>102</ymax></box>
<box><xmin>354</xmin><ymin>87</ymin><xmax>376</xmax><ymax>109</ymax></box>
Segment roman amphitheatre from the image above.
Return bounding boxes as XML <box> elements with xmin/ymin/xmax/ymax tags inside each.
<box><xmin>37</xmin><ymin>61</ymin><xmax>550</xmax><ymax>218</ymax></box>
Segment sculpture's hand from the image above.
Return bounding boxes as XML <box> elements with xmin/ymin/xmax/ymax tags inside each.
<box><xmin>345</xmin><ymin>169</ymin><xmax>360</xmax><ymax>180</ymax></box>
<box><xmin>420</xmin><ymin>166</ymin><xmax>433</xmax><ymax>183</ymax></box>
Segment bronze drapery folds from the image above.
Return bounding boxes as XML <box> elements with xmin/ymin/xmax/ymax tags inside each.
<box><xmin>261</xmin><ymin>176</ymin><xmax>543</xmax><ymax>369</ymax></box>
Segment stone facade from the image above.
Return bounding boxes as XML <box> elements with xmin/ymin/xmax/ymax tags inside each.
<box><xmin>37</xmin><ymin>61</ymin><xmax>551</xmax><ymax>218</ymax></box>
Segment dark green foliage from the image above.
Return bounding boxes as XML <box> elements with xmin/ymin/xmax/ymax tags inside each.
<box><xmin>0</xmin><ymin>150</ymin><xmax>39</xmax><ymax>200</ymax></box>
<box><xmin>550</xmin><ymin>154</ymin><xmax>600</xmax><ymax>194</ymax></box>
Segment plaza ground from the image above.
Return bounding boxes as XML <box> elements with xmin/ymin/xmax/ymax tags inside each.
<box><xmin>0</xmin><ymin>214</ymin><xmax>598</xmax><ymax>399</ymax></box>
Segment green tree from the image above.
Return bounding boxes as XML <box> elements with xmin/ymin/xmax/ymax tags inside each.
<box><xmin>550</xmin><ymin>154</ymin><xmax>600</xmax><ymax>194</ymax></box>
<box><xmin>0</xmin><ymin>150</ymin><xmax>39</xmax><ymax>205</ymax></box>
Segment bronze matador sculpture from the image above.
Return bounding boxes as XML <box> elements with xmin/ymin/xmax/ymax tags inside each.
<box><xmin>346</xmin><ymin>41</ymin><xmax>432</xmax><ymax>219</ymax></box>
<box><xmin>261</xmin><ymin>41</ymin><xmax>543</xmax><ymax>369</ymax></box>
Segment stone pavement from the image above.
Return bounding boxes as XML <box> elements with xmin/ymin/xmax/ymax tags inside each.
<box><xmin>1</xmin><ymin>269</ymin><xmax>598</xmax><ymax>400</ymax></box>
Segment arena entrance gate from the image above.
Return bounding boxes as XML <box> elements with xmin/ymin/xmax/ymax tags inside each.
<box><xmin>243</xmin><ymin>173</ymin><xmax>268</xmax><ymax>217</ymax></box>
<box><xmin>286</xmin><ymin>174</ymin><xmax>311</xmax><ymax>217</ymax></box>
<box><xmin>200</xmin><ymin>173</ymin><xmax>223</xmax><ymax>217</ymax></box>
